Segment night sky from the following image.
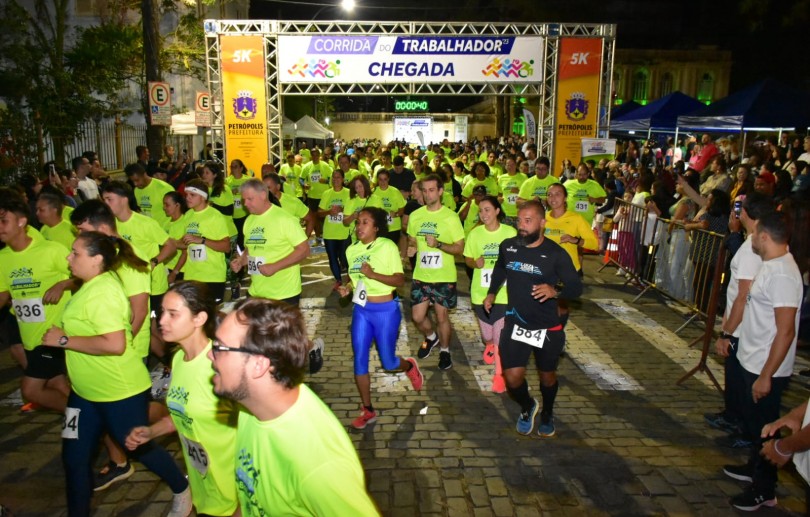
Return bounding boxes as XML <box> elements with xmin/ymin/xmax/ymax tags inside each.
<box><xmin>249</xmin><ymin>0</ymin><xmax>806</xmax><ymax>111</ymax></box>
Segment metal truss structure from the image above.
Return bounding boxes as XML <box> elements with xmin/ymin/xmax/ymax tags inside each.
<box><xmin>205</xmin><ymin>20</ymin><xmax>615</xmax><ymax>166</ymax></box>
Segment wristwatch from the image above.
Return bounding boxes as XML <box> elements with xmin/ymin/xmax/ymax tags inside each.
<box><xmin>58</xmin><ymin>335</ymin><xmax>69</xmax><ymax>347</ymax></box>
<box><xmin>201</xmin><ymin>237</ymin><xmax>207</xmax><ymax>245</ymax></box>
<box><xmin>719</xmin><ymin>331</ymin><xmax>733</xmax><ymax>340</ymax></box>
<box><xmin>436</xmin><ymin>242</ymin><xmax>443</xmax><ymax>250</ymax></box>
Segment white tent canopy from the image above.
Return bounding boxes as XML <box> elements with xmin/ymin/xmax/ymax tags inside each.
<box><xmin>293</xmin><ymin>115</ymin><xmax>334</xmax><ymax>140</ymax></box>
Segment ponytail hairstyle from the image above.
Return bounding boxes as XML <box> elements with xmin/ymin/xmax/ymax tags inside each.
<box><xmin>77</xmin><ymin>231</ymin><xmax>149</xmax><ymax>273</ymax></box>
<box><xmin>203</xmin><ymin>161</ymin><xmax>225</xmax><ymax>198</ymax></box>
<box><xmin>164</xmin><ymin>191</ymin><xmax>188</xmax><ymax>214</ymax></box>
<box><xmin>167</xmin><ymin>281</ymin><xmax>217</xmax><ymax>339</ymax></box>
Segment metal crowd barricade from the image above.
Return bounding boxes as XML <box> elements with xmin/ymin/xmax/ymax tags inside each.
<box><xmin>599</xmin><ymin>199</ymin><xmax>652</xmax><ymax>287</ymax></box>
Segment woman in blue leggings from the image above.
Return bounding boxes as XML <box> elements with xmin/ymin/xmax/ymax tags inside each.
<box><xmin>337</xmin><ymin>207</ymin><xmax>424</xmax><ymax>430</ymax></box>
<box><xmin>43</xmin><ymin>232</ymin><xmax>190</xmax><ymax>516</ymax></box>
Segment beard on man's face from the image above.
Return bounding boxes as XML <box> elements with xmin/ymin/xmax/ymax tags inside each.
<box><xmin>517</xmin><ymin>229</ymin><xmax>541</xmax><ymax>246</ymax></box>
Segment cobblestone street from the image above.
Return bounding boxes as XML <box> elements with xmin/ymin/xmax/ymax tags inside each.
<box><xmin>1</xmin><ymin>252</ymin><xmax>808</xmax><ymax>516</ymax></box>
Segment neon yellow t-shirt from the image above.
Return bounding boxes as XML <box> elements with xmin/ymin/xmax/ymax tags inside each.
<box><xmin>62</xmin><ymin>205</ymin><xmax>74</xmax><ymax>223</ymax></box>
<box><xmin>115</xmin><ymin>261</ymin><xmax>151</xmax><ymax>358</ymax></box>
<box><xmin>183</xmin><ymin>206</ymin><xmax>229</xmax><ymax>283</ymax></box>
<box><xmin>442</xmin><ymin>183</ymin><xmax>457</xmax><ymax>211</ymax></box>
<box><xmin>302</xmin><ymin>161</ymin><xmax>333</xmax><ymax>200</ymax></box>
<box><xmin>518</xmin><ymin>175</ymin><xmax>560</xmax><ymax>201</ymax></box>
<box><xmin>369</xmin><ymin>186</ymin><xmax>406</xmax><ymax>232</ymax></box>
<box><xmin>244</xmin><ymin>206</ymin><xmax>308</xmax><ymax>300</ymax></box>
<box><xmin>461</xmin><ymin>176</ymin><xmax>499</xmax><ymax>199</ymax></box>
<box><xmin>563</xmin><ymin>178</ymin><xmax>607</xmax><ymax>225</ymax></box>
<box><xmin>346</xmin><ymin>237</ymin><xmax>403</xmax><ymax>298</ymax></box>
<box><xmin>163</xmin><ymin>216</ymin><xmax>187</xmax><ymax>270</ymax></box>
<box><xmin>40</xmin><ymin>219</ymin><xmax>77</xmax><ymax>250</ymax></box>
<box><xmin>135</xmin><ymin>178</ymin><xmax>174</xmax><ymax>228</ymax></box>
<box><xmin>319</xmin><ymin>188</ymin><xmax>352</xmax><ymax>240</ymax></box>
<box><xmin>407</xmin><ymin>206</ymin><xmax>465</xmax><ymax>283</ymax></box>
<box><xmin>118</xmin><ymin>212</ymin><xmax>170</xmax><ymax>296</ymax></box>
<box><xmin>226</xmin><ymin>175</ymin><xmax>251</xmax><ymax>219</ymax></box>
<box><xmin>279</xmin><ymin>192</ymin><xmax>310</xmax><ymax>220</ymax></box>
<box><xmin>544</xmin><ymin>210</ymin><xmax>599</xmax><ymax>270</ymax></box>
<box><xmin>279</xmin><ymin>163</ymin><xmax>304</xmax><ymax>198</ymax></box>
<box><xmin>62</xmin><ymin>272</ymin><xmax>150</xmax><ymax>402</ymax></box>
<box><xmin>463</xmin><ymin>223</ymin><xmax>516</xmax><ymax>305</ymax></box>
<box><xmin>498</xmin><ymin>173</ymin><xmax>529</xmax><ymax>217</ymax></box>
<box><xmin>209</xmin><ymin>187</ymin><xmax>238</xmax><ymax>238</ymax></box>
<box><xmin>0</xmin><ymin>237</ymin><xmax>71</xmax><ymax>350</ymax></box>
<box><xmin>235</xmin><ymin>384</ymin><xmax>379</xmax><ymax>517</ymax></box>
<box><xmin>343</xmin><ymin>196</ymin><xmax>372</xmax><ymax>242</ymax></box>
<box><xmin>461</xmin><ymin>200</ymin><xmax>481</xmax><ymax>235</ymax></box>
<box><xmin>169</xmin><ymin>341</ymin><xmax>239</xmax><ymax>516</ymax></box>
<box><xmin>343</xmin><ymin>168</ymin><xmax>362</xmax><ymax>185</ymax></box>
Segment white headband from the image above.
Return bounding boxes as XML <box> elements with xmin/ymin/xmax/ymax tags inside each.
<box><xmin>185</xmin><ymin>186</ymin><xmax>209</xmax><ymax>199</ymax></box>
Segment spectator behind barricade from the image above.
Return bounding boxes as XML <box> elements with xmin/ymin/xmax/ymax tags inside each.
<box><xmin>689</xmin><ymin>134</ymin><xmax>720</xmax><ymax>174</ymax></box>
<box><xmin>684</xmin><ymin>189</ymin><xmax>730</xmax><ymax>314</ymax></box>
<box><xmin>700</xmin><ymin>155</ymin><xmax>732</xmax><ymax>196</ymax></box>
<box><xmin>631</xmin><ymin>177</ymin><xmax>652</xmax><ymax>209</ymax></box>
<box><xmin>644</xmin><ymin>181</ymin><xmax>673</xmax><ymax>218</ymax></box>
<box><xmin>74</xmin><ymin>155</ymin><xmax>98</xmax><ymax>202</ymax></box>
<box><xmin>790</xmin><ymin>161</ymin><xmax>810</xmax><ymax>194</ymax></box>
<box><xmin>773</xmin><ymin>170</ymin><xmax>793</xmax><ymax>205</ymax></box>
<box><xmin>58</xmin><ymin>170</ymin><xmax>80</xmax><ymax>207</ymax></box>
<box><xmin>595</xmin><ymin>179</ymin><xmax>618</xmax><ymax>254</ymax></box>
<box><xmin>755</xmin><ymin>171</ymin><xmax>776</xmax><ymax>197</ymax></box>
<box><xmin>729</xmin><ymin>164</ymin><xmax>754</xmax><ymax>202</ymax></box>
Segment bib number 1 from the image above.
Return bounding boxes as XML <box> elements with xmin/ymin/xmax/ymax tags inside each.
<box><xmin>511</xmin><ymin>325</ymin><xmax>547</xmax><ymax>348</ymax></box>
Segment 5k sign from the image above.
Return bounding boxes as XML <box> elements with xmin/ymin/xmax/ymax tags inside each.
<box><xmin>552</xmin><ymin>38</ymin><xmax>603</xmax><ymax>172</ymax></box>
<box><xmin>220</xmin><ymin>35</ymin><xmax>268</xmax><ymax>178</ymax></box>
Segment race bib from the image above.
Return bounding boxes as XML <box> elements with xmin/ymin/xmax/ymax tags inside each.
<box><xmin>181</xmin><ymin>435</ymin><xmax>209</xmax><ymax>476</ymax></box>
<box><xmin>247</xmin><ymin>256</ymin><xmax>265</xmax><ymax>276</ymax></box>
<box><xmin>234</xmin><ymin>198</ymin><xmax>243</xmax><ymax>210</ymax></box>
<box><xmin>13</xmin><ymin>298</ymin><xmax>45</xmax><ymax>323</ymax></box>
<box><xmin>574</xmin><ymin>201</ymin><xmax>589</xmax><ymax>212</ymax></box>
<box><xmin>310</xmin><ymin>173</ymin><xmax>321</xmax><ymax>183</ymax></box>
<box><xmin>511</xmin><ymin>324</ymin><xmax>547</xmax><ymax>348</ymax></box>
<box><xmin>328</xmin><ymin>212</ymin><xmax>344</xmax><ymax>224</ymax></box>
<box><xmin>189</xmin><ymin>244</ymin><xmax>207</xmax><ymax>262</ymax></box>
<box><xmin>506</xmin><ymin>193</ymin><xmax>518</xmax><ymax>205</ymax></box>
<box><xmin>62</xmin><ymin>407</ymin><xmax>80</xmax><ymax>440</ymax></box>
<box><xmin>480</xmin><ymin>269</ymin><xmax>493</xmax><ymax>288</ymax></box>
<box><xmin>352</xmin><ymin>280</ymin><xmax>367</xmax><ymax>307</ymax></box>
<box><xmin>419</xmin><ymin>251</ymin><xmax>443</xmax><ymax>269</ymax></box>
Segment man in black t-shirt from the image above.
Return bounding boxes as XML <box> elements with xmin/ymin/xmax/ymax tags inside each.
<box><xmin>388</xmin><ymin>155</ymin><xmax>416</xmax><ymax>198</ymax></box>
<box><xmin>485</xmin><ymin>200</ymin><xmax>582</xmax><ymax>438</ymax></box>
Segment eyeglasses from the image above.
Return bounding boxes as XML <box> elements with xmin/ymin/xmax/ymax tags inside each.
<box><xmin>211</xmin><ymin>339</ymin><xmax>265</xmax><ymax>357</ymax></box>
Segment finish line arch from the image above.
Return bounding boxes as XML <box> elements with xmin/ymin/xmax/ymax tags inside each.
<box><xmin>204</xmin><ymin>20</ymin><xmax>616</xmax><ymax>173</ymax></box>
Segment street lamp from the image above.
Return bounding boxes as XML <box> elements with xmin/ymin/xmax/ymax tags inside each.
<box><xmin>310</xmin><ymin>0</ymin><xmax>355</xmax><ymax>21</ymax></box>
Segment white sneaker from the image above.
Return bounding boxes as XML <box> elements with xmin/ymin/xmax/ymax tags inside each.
<box><xmin>167</xmin><ymin>486</ymin><xmax>192</xmax><ymax>517</ymax></box>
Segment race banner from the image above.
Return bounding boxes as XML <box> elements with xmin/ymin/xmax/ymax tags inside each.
<box><xmin>148</xmin><ymin>82</ymin><xmax>171</xmax><ymax>126</ymax></box>
<box><xmin>552</xmin><ymin>38</ymin><xmax>603</xmax><ymax>173</ymax></box>
<box><xmin>220</xmin><ymin>35</ymin><xmax>267</xmax><ymax>177</ymax></box>
<box><xmin>195</xmin><ymin>91</ymin><xmax>211</xmax><ymax>127</ymax></box>
<box><xmin>522</xmin><ymin>108</ymin><xmax>536</xmax><ymax>139</ymax></box>
<box><xmin>277</xmin><ymin>35</ymin><xmax>544</xmax><ymax>84</ymax></box>
<box><xmin>581</xmin><ymin>138</ymin><xmax>616</xmax><ymax>163</ymax></box>
<box><xmin>454</xmin><ymin>115</ymin><xmax>468</xmax><ymax>144</ymax></box>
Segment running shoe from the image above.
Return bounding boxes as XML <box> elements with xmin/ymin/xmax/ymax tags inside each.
<box><xmin>723</xmin><ymin>464</ymin><xmax>754</xmax><ymax>483</ymax></box>
<box><xmin>715</xmin><ymin>434</ymin><xmax>753</xmax><ymax>449</ymax></box>
<box><xmin>404</xmin><ymin>358</ymin><xmax>423</xmax><ymax>391</ymax></box>
<box><xmin>516</xmin><ymin>398</ymin><xmax>539</xmax><ymax>435</ymax></box>
<box><xmin>438</xmin><ymin>350</ymin><xmax>452</xmax><ymax>370</ymax></box>
<box><xmin>704</xmin><ymin>411</ymin><xmax>741</xmax><ymax>435</ymax></box>
<box><xmin>538</xmin><ymin>412</ymin><xmax>556</xmax><ymax>437</ymax></box>
<box><xmin>351</xmin><ymin>407</ymin><xmax>378</xmax><ymax>430</ymax></box>
<box><xmin>93</xmin><ymin>461</ymin><xmax>134</xmax><ymax>492</ymax></box>
<box><xmin>483</xmin><ymin>343</ymin><xmax>496</xmax><ymax>365</ymax></box>
<box><xmin>167</xmin><ymin>486</ymin><xmax>193</xmax><ymax>517</ymax></box>
<box><xmin>491</xmin><ymin>374</ymin><xmax>506</xmax><ymax>394</ymax></box>
<box><xmin>19</xmin><ymin>402</ymin><xmax>40</xmax><ymax>413</ymax></box>
<box><xmin>729</xmin><ymin>487</ymin><xmax>776</xmax><ymax>511</ymax></box>
<box><xmin>416</xmin><ymin>335</ymin><xmax>440</xmax><ymax>359</ymax></box>
<box><xmin>309</xmin><ymin>338</ymin><xmax>324</xmax><ymax>375</ymax></box>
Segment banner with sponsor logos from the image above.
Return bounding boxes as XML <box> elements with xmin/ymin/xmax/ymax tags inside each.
<box><xmin>277</xmin><ymin>35</ymin><xmax>544</xmax><ymax>84</ymax></box>
<box><xmin>552</xmin><ymin>38</ymin><xmax>603</xmax><ymax>173</ymax></box>
<box><xmin>581</xmin><ymin>138</ymin><xmax>616</xmax><ymax>163</ymax></box>
<box><xmin>220</xmin><ymin>35</ymin><xmax>267</xmax><ymax>177</ymax></box>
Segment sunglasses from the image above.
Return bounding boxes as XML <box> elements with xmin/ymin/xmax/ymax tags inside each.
<box><xmin>211</xmin><ymin>339</ymin><xmax>264</xmax><ymax>357</ymax></box>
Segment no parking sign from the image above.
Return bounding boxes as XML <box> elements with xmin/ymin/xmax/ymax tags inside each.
<box><xmin>195</xmin><ymin>91</ymin><xmax>211</xmax><ymax>127</ymax></box>
<box><xmin>148</xmin><ymin>82</ymin><xmax>172</xmax><ymax>126</ymax></box>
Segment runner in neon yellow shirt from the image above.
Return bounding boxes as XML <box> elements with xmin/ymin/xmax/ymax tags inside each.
<box><xmin>518</xmin><ymin>157</ymin><xmax>559</xmax><ymax>206</ymax></box>
<box><xmin>343</xmin><ymin>175</ymin><xmax>373</xmax><ymax>244</ymax></box>
<box><xmin>203</xmin><ymin>162</ymin><xmax>238</xmax><ymax>238</ymax></box>
<box><xmin>497</xmin><ymin>157</ymin><xmax>529</xmax><ymax>224</ymax></box>
<box><xmin>0</xmin><ymin>190</ymin><xmax>72</xmax><ymax>413</ymax></box>
<box><xmin>302</xmin><ymin>148</ymin><xmax>333</xmax><ymax>242</ymax></box>
<box><xmin>36</xmin><ymin>190</ymin><xmax>77</xmax><ymax>250</ymax></box>
<box><xmin>406</xmin><ymin>174</ymin><xmax>465</xmax><ymax>370</ymax></box>
<box><xmin>179</xmin><ymin>179</ymin><xmax>232</xmax><ymax>302</ymax></box>
<box><xmin>227</xmin><ymin>159</ymin><xmax>252</xmax><ymax>248</ymax></box>
<box><xmin>126</xmin><ymin>282</ymin><xmax>238</xmax><ymax>516</ymax></box>
<box><xmin>463</xmin><ymin>196</ymin><xmax>516</xmax><ymax>393</ymax></box>
<box><xmin>262</xmin><ymin>172</ymin><xmax>315</xmax><ymax>240</ymax></box>
<box><xmin>232</xmin><ymin>179</ymin><xmax>310</xmax><ymax>305</ymax></box>
<box><xmin>210</xmin><ymin>299</ymin><xmax>379</xmax><ymax>516</ymax></box>
<box><xmin>161</xmin><ymin>192</ymin><xmax>188</xmax><ymax>284</ymax></box>
<box><xmin>42</xmin><ymin>231</ymin><xmax>191</xmax><ymax>517</ymax></box>
<box><xmin>125</xmin><ymin>163</ymin><xmax>175</xmax><ymax>228</ymax></box>
<box><xmin>369</xmin><ymin>169</ymin><xmax>406</xmax><ymax>245</ymax></box>
<box><xmin>318</xmin><ymin>169</ymin><xmax>352</xmax><ymax>289</ymax></box>
<box><xmin>461</xmin><ymin>162</ymin><xmax>499</xmax><ymax>200</ymax></box>
<box><xmin>279</xmin><ymin>153</ymin><xmax>304</xmax><ymax>199</ymax></box>
<box><xmin>337</xmin><ymin>207</ymin><xmax>423</xmax><ymax>430</ymax></box>
<box><xmin>562</xmin><ymin>163</ymin><xmax>607</xmax><ymax>226</ymax></box>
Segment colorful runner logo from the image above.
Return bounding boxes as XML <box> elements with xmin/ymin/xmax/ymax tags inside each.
<box><xmin>288</xmin><ymin>58</ymin><xmax>341</xmax><ymax>79</ymax></box>
<box><xmin>481</xmin><ymin>57</ymin><xmax>534</xmax><ymax>78</ymax></box>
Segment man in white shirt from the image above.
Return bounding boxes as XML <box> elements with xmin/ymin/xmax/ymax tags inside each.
<box><xmin>73</xmin><ymin>156</ymin><xmax>98</xmax><ymax>201</ymax></box>
<box><xmin>722</xmin><ymin>210</ymin><xmax>803</xmax><ymax>511</ymax></box>
<box><xmin>797</xmin><ymin>135</ymin><xmax>810</xmax><ymax>163</ymax></box>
